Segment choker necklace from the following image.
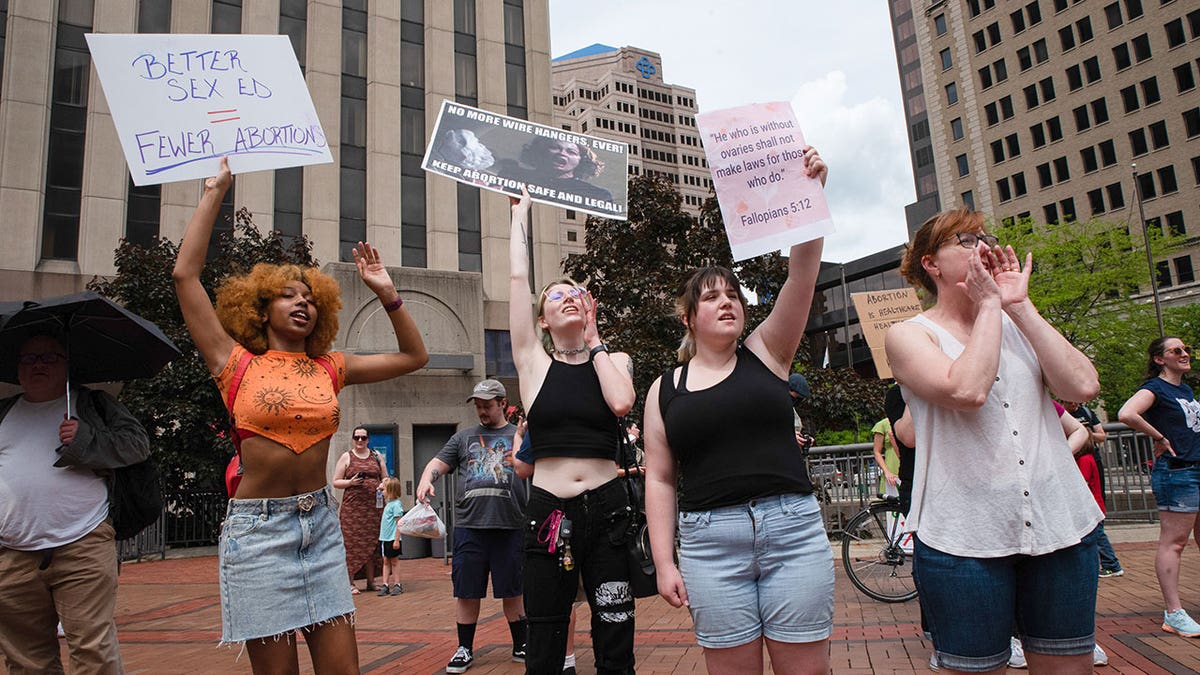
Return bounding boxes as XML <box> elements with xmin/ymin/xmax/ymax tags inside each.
<box><xmin>550</xmin><ymin>345</ymin><xmax>588</xmax><ymax>356</ymax></box>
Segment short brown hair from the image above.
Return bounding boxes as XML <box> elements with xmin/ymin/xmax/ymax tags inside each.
<box><xmin>675</xmin><ymin>266</ymin><xmax>749</xmax><ymax>362</ymax></box>
<box><xmin>899</xmin><ymin>208</ymin><xmax>987</xmax><ymax>296</ymax></box>
<box><xmin>214</xmin><ymin>263</ymin><xmax>342</xmax><ymax>357</ymax></box>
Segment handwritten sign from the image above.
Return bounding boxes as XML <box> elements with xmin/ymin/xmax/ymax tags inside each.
<box><xmin>695</xmin><ymin>102</ymin><xmax>834</xmax><ymax>261</ymax></box>
<box><xmin>850</xmin><ymin>288</ymin><xmax>923</xmax><ymax>379</ymax></box>
<box><xmin>85</xmin><ymin>34</ymin><xmax>332</xmax><ymax>185</ymax></box>
<box><xmin>422</xmin><ymin>100</ymin><xmax>629</xmax><ymax>220</ymax></box>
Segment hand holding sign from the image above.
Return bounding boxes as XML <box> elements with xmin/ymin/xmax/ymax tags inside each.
<box><xmin>695</xmin><ymin>102</ymin><xmax>835</xmax><ymax>261</ymax></box>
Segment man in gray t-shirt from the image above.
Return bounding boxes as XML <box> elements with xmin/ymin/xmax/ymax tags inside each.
<box><xmin>416</xmin><ymin>379</ymin><xmax>527</xmax><ymax>673</ymax></box>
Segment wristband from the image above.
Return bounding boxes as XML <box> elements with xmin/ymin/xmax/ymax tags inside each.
<box><xmin>380</xmin><ymin>295</ymin><xmax>404</xmax><ymax>313</ymax></box>
<box><xmin>589</xmin><ymin>344</ymin><xmax>609</xmax><ymax>361</ymax></box>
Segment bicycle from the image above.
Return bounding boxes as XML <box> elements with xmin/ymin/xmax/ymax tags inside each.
<box><xmin>841</xmin><ymin>496</ymin><xmax>918</xmax><ymax>603</ymax></box>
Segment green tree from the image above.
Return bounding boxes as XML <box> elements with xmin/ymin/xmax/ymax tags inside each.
<box><xmin>88</xmin><ymin>208</ymin><xmax>318</xmax><ymax>493</ymax></box>
<box><xmin>992</xmin><ymin>215</ymin><xmax>1182</xmax><ymax>409</ymax></box>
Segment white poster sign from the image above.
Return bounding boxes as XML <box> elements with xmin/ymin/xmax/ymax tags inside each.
<box><xmin>85</xmin><ymin>34</ymin><xmax>332</xmax><ymax>185</ymax></box>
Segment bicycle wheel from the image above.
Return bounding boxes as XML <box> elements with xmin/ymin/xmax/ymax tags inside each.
<box><xmin>841</xmin><ymin>501</ymin><xmax>918</xmax><ymax>603</ymax></box>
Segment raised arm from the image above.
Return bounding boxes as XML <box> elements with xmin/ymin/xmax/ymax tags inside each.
<box><xmin>644</xmin><ymin>376</ymin><xmax>687</xmax><ymax>608</ymax></box>
<box><xmin>172</xmin><ymin>157</ymin><xmax>237</xmax><ymax>375</ymax></box>
<box><xmin>508</xmin><ymin>191</ymin><xmax>551</xmax><ymax>396</ymax></box>
<box><xmin>343</xmin><ymin>241</ymin><xmax>428</xmax><ymax>385</ymax></box>
<box><xmin>994</xmin><ymin>247</ymin><xmax>1099</xmax><ymax>403</ymax></box>
<box><xmin>746</xmin><ymin>147</ymin><xmax>827</xmax><ymax>375</ymax></box>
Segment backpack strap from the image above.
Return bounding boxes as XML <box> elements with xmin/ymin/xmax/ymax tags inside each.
<box><xmin>314</xmin><ymin>355</ymin><xmax>341</xmax><ymax>394</ymax></box>
<box><xmin>227</xmin><ymin>349</ymin><xmax>255</xmax><ymax>454</ymax></box>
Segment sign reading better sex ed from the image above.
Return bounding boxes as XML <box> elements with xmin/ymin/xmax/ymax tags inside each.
<box><xmin>86</xmin><ymin>34</ymin><xmax>332</xmax><ymax>185</ymax></box>
<box><xmin>695</xmin><ymin>102</ymin><xmax>834</xmax><ymax>261</ymax></box>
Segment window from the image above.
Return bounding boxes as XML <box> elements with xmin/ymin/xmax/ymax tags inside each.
<box><xmin>1150</xmin><ymin>120</ymin><xmax>1169</xmax><ymax>148</ymax></box>
<box><xmin>1013</xmin><ymin>172</ymin><xmax>1028</xmax><ymax>196</ymax></box>
<box><xmin>1074</xmin><ymin>104</ymin><xmax>1091</xmax><ymax>131</ymax></box>
<box><xmin>1034</xmin><ymin>38</ymin><xmax>1049</xmax><ymax>63</ymax></box>
<box><xmin>1001</xmin><ymin>95</ymin><xmax>1014</xmax><ymax>119</ymax></box>
<box><xmin>980</xmin><ymin>65</ymin><xmax>994</xmax><ymax>88</ymax></box>
<box><xmin>1137</xmin><ymin>171</ymin><xmax>1156</xmax><ymax>199</ymax></box>
<box><xmin>1130</xmin><ymin>128</ymin><xmax>1149</xmax><ymax>155</ymax></box>
<box><xmin>1158</xmin><ymin>260</ymin><xmax>1173</xmax><ymax>288</ymax></box>
<box><xmin>1044</xmin><ymin>203</ymin><xmax>1059</xmax><ymax>224</ymax></box>
<box><xmin>992</xmin><ymin>139</ymin><xmax>1006</xmax><ymax>163</ymax></box>
<box><xmin>1194</xmin><ymin>156</ymin><xmax>1200</xmax><ymax>185</ymax></box>
<box><xmin>1012</xmin><ymin>10</ymin><xmax>1026</xmax><ymax>33</ymax></box>
<box><xmin>1107</xmin><ymin>182</ymin><xmax>1125</xmax><ymax>209</ymax></box>
<box><xmin>941</xmin><ymin>48</ymin><xmax>953</xmax><ymax>70</ymax></box>
<box><xmin>1093</xmin><ymin>97</ymin><xmax>1110</xmax><ymax>124</ymax></box>
<box><xmin>1105</xmin><ymin>2</ymin><xmax>1124</xmax><ymax>29</ymax></box>
<box><xmin>1142</xmin><ymin>77</ymin><xmax>1161</xmax><ymax>105</ymax></box>
<box><xmin>951</xmin><ymin>117</ymin><xmax>964</xmax><ymax>140</ymax></box>
<box><xmin>1125</xmin><ymin>0</ymin><xmax>1144</xmax><ymax>21</ymax></box>
<box><xmin>998</xmin><ymin>177</ymin><xmax>1013</xmax><ymax>202</ymax></box>
<box><xmin>1060</xmin><ymin>25</ymin><xmax>1076</xmax><ymax>51</ymax></box>
<box><xmin>962</xmin><ymin>190</ymin><xmax>975</xmax><ymax>210</ymax></box>
<box><xmin>1190</xmin><ymin>8</ymin><xmax>1200</xmax><ymax>38</ymax></box>
<box><xmin>1084</xmin><ymin>56</ymin><xmax>1101</xmax><ymax>82</ymax></box>
<box><xmin>911</xmin><ymin>119</ymin><xmax>930</xmax><ymax>142</ymax></box>
<box><xmin>1082</xmin><ymin>146</ymin><xmax>1099</xmax><ymax>172</ymax></box>
<box><xmin>935</xmin><ymin>13</ymin><xmax>947</xmax><ymax>35</ymax></box>
<box><xmin>1027</xmin><ymin>1</ymin><xmax>1042</xmax><ymax>24</ymax></box>
<box><xmin>1006</xmin><ymin>133</ymin><xmax>1020</xmax><ymax>157</ymax></box>
<box><xmin>1113</xmin><ymin>43</ymin><xmax>1132</xmax><ymax>70</ymax></box>
<box><xmin>1077</xmin><ymin>16</ymin><xmax>1094</xmax><ymax>42</ymax></box>
<box><xmin>987</xmin><ymin>22</ymin><xmax>1002</xmax><ymax>45</ymax></box>
<box><xmin>1165</xmin><ymin>18</ymin><xmax>1185</xmax><ymax>49</ymax></box>
<box><xmin>957</xmin><ymin>154</ymin><xmax>970</xmax><ymax>177</ymax></box>
<box><xmin>946</xmin><ymin>82</ymin><xmax>959</xmax><ymax>105</ymax></box>
<box><xmin>1166</xmin><ymin>211</ymin><xmax>1186</xmax><ymax>236</ymax></box>
<box><xmin>974</xmin><ymin>30</ymin><xmax>988</xmax><ymax>53</ymax></box>
<box><xmin>969</xmin><ymin>0</ymin><xmax>982</xmax><ymax>17</ymax></box>
<box><xmin>1176</xmin><ymin>63</ymin><xmax>1197</xmax><ymax>92</ymax></box>
<box><xmin>1067</xmin><ymin>65</ymin><xmax>1083</xmax><ymax>91</ymax></box>
<box><xmin>1048</xmin><ymin>115</ymin><xmax>1063</xmax><ymax>141</ymax></box>
<box><xmin>1088</xmin><ymin>188</ymin><xmax>1105</xmax><ymax>214</ymax></box>
<box><xmin>1121</xmin><ymin>85</ymin><xmax>1139</xmax><ymax>112</ymax></box>
<box><xmin>1053</xmin><ymin>156</ymin><xmax>1070</xmax><ymax>182</ymax></box>
<box><xmin>1100</xmin><ymin>139</ymin><xmax>1117</xmax><ymax>166</ymax></box>
<box><xmin>994</xmin><ymin>58</ymin><xmax>1008</xmax><ymax>82</ymax></box>
<box><xmin>1018</xmin><ymin>46</ymin><xmax>1033</xmax><ymax>70</ymax></box>
<box><xmin>986</xmin><ymin>102</ymin><xmax>1000</xmax><ymax>125</ymax></box>
<box><xmin>1025</xmin><ymin>83</ymin><xmax>1040</xmax><ymax>109</ymax></box>
<box><xmin>1038</xmin><ymin>162</ymin><xmax>1053</xmax><ymax>187</ymax></box>
<box><xmin>1031</xmin><ymin>122</ymin><xmax>1047</xmax><ymax>147</ymax></box>
<box><xmin>1175</xmin><ymin>256</ymin><xmax>1194</xmax><ymax>285</ymax></box>
<box><xmin>1185</xmin><ymin>107</ymin><xmax>1200</xmax><ymax>137</ymax></box>
<box><xmin>1132</xmin><ymin>33</ymin><xmax>1152</xmax><ymax>60</ymax></box>
<box><xmin>1061</xmin><ymin>198</ymin><xmax>1076</xmax><ymax>222</ymax></box>
<box><xmin>1040</xmin><ymin>77</ymin><xmax>1056</xmax><ymax>102</ymax></box>
<box><xmin>1159</xmin><ymin>165</ymin><xmax>1178</xmax><ymax>194</ymax></box>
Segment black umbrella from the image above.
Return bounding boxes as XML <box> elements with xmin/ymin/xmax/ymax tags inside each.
<box><xmin>0</xmin><ymin>291</ymin><xmax>182</xmax><ymax>399</ymax></box>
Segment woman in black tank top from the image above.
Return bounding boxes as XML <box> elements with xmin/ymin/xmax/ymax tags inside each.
<box><xmin>643</xmin><ymin>148</ymin><xmax>834</xmax><ymax>675</ymax></box>
<box><xmin>508</xmin><ymin>190</ymin><xmax>637</xmax><ymax>674</ymax></box>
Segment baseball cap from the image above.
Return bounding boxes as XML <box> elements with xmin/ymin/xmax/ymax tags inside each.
<box><xmin>788</xmin><ymin>373</ymin><xmax>810</xmax><ymax>400</ymax></box>
<box><xmin>467</xmin><ymin>379</ymin><xmax>506</xmax><ymax>401</ymax></box>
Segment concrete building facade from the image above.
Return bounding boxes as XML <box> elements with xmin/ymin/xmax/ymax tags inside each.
<box><xmin>0</xmin><ymin>0</ymin><xmax>557</xmax><ymax>503</ymax></box>
<box><xmin>549</xmin><ymin>44</ymin><xmax>711</xmax><ymax>256</ymax></box>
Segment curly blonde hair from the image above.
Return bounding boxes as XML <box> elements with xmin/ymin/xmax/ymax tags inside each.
<box><xmin>214</xmin><ymin>263</ymin><xmax>342</xmax><ymax>357</ymax></box>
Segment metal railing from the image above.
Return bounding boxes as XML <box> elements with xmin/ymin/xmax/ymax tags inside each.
<box><xmin>806</xmin><ymin>422</ymin><xmax>1161</xmax><ymax>538</ymax></box>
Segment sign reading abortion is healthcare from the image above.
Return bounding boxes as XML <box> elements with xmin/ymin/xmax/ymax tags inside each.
<box><xmin>695</xmin><ymin>101</ymin><xmax>834</xmax><ymax>261</ymax></box>
<box><xmin>86</xmin><ymin>34</ymin><xmax>332</xmax><ymax>185</ymax></box>
<box><xmin>422</xmin><ymin>100</ymin><xmax>629</xmax><ymax>220</ymax></box>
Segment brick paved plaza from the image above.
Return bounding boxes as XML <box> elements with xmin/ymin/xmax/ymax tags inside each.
<box><xmin>7</xmin><ymin>524</ymin><xmax>1200</xmax><ymax>674</ymax></box>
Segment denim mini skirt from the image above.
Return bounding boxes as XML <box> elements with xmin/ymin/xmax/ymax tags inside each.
<box><xmin>219</xmin><ymin>486</ymin><xmax>355</xmax><ymax>643</ymax></box>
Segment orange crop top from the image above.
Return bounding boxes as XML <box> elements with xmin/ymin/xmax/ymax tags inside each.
<box><xmin>214</xmin><ymin>344</ymin><xmax>345</xmax><ymax>454</ymax></box>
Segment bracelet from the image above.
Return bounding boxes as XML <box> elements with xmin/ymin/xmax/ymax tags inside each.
<box><xmin>589</xmin><ymin>344</ymin><xmax>609</xmax><ymax>361</ymax></box>
<box><xmin>380</xmin><ymin>295</ymin><xmax>404</xmax><ymax>313</ymax></box>
<box><xmin>1153</xmin><ymin>435</ymin><xmax>1165</xmax><ymax>442</ymax></box>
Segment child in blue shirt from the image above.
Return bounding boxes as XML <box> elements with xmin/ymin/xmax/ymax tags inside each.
<box><xmin>377</xmin><ymin>478</ymin><xmax>405</xmax><ymax>596</ymax></box>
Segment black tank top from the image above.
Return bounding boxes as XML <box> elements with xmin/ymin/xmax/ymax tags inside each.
<box><xmin>528</xmin><ymin>359</ymin><xmax>620</xmax><ymax>461</ymax></box>
<box><xmin>660</xmin><ymin>345</ymin><xmax>813</xmax><ymax>511</ymax></box>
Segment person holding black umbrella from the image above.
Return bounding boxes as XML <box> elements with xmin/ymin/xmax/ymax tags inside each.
<box><xmin>0</xmin><ymin>331</ymin><xmax>150</xmax><ymax>673</ymax></box>
<box><xmin>173</xmin><ymin>157</ymin><xmax>428</xmax><ymax>671</ymax></box>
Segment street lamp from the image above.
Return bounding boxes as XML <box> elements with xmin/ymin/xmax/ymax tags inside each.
<box><xmin>1132</xmin><ymin>162</ymin><xmax>1165</xmax><ymax>339</ymax></box>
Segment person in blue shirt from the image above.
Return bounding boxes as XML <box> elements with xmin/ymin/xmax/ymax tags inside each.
<box><xmin>377</xmin><ymin>478</ymin><xmax>405</xmax><ymax>596</ymax></box>
<box><xmin>1119</xmin><ymin>336</ymin><xmax>1200</xmax><ymax>638</ymax></box>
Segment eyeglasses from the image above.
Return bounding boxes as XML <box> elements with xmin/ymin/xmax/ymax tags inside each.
<box><xmin>543</xmin><ymin>287</ymin><xmax>586</xmax><ymax>302</ymax></box>
<box><xmin>352</xmin><ymin>435</ymin><xmax>369</xmax><ymax>441</ymax></box>
<box><xmin>951</xmin><ymin>232</ymin><xmax>1000</xmax><ymax>249</ymax></box>
<box><xmin>1164</xmin><ymin>346</ymin><xmax>1193</xmax><ymax>357</ymax></box>
<box><xmin>18</xmin><ymin>352</ymin><xmax>67</xmax><ymax>366</ymax></box>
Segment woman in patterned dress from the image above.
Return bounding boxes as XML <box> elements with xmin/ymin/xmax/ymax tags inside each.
<box><xmin>333</xmin><ymin>425</ymin><xmax>388</xmax><ymax>593</ymax></box>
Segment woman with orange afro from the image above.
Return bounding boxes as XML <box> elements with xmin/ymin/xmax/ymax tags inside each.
<box><xmin>173</xmin><ymin>157</ymin><xmax>427</xmax><ymax>673</ymax></box>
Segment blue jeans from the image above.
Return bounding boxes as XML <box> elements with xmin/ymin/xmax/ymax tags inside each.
<box><xmin>1151</xmin><ymin>462</ymin><xmax>1200</xmax><ymax>513</ymax></box>
<box><xmin>1095</xmin><ymin>521</ymin><xmax>1121</xmax><ymax>572</ymax></box>
<box><xmin>913</xmin><ymin>527</ymin><xmax>1099</xmax><ymax>672</ymax></box>
<box><xmin>678</xmin><ymin>493</ymin><xmax>834</xmax><ymax>648</ymax></box>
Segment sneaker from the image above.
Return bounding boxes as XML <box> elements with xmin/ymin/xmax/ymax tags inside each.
<box><xmin>512</xmin><ymin>643</ymin><xmax>526</xmax><ymax>663</ymax></box>
<box><xmin>928</xmin><ymin>650</ymin><xmax>939</xmax><ymax>671</ymax></box>
<box><xmin>1093</xmin><ymin>643</ymin><xmax>1109</xmax><ymax>666</ymax></box>
<box><xmin>376</xmin><ymin>584</ymin><xmax>390</xmax><ymax>597</ymax></box>
<box><xmin>1008</xmin><ymin>636</ymin><xmax>1027</xmax><ymax>669</ymax></box>
<box><xmin>389</xmin><ymin>583</ymin><xmax>404</xmax><ymax>595</ymax></box>
<box><xmin>1099</xmin><ymin>568</ymin><xmax>1124</xmax><ymax>578</ymax></box>
<box><xmin>446</xmin><ymin>646</ymin><xmax>473</xmax><ymax>673</ymax></box>
<box><xmin>1163</xmin><ymin>609</ymin><xmax>1200</xmax><ymax>638</ymax></box>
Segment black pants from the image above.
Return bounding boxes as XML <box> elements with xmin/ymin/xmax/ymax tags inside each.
<box><xmin>523</xmin><ymin>478</ymin><xmax>635</xmax><ymax>675</ymax></box>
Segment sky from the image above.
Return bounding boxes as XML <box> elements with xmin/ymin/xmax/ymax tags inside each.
<box><xmin>548</xmin><ymin>0</ymin><xmax>917</xmax><ymax>263</ymax></box>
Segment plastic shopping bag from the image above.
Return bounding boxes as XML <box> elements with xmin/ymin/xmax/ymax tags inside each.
<box><xmin>397</xmin><ymin>502</ymin><xmax>447</xmax><ymax>539</ymax></box>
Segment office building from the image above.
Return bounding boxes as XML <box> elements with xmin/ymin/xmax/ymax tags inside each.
<box><xmin>549</xmin><ymin>44</ymin><xmax>711</xmax><ymax>255</ymax></box>
<box><xmin>0</xmin><ymin>0</ymin><xmax>556</xmax><ymax>496</ymax></box>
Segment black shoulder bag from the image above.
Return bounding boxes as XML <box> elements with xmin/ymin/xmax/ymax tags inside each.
<box><xmin>618</xmin><ymin>418</ymin><xmax>657</xmax><ymax>598</ymax></box>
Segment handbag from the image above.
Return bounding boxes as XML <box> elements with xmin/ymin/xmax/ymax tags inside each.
<box><xmin>617</xmin><ymin>418</ymin><xmax>658</xmax><ymax>598</ymax></box>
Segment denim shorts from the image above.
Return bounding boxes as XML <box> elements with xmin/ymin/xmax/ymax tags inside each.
<box><xmin>1151</xmin><ymin>462</ymin><xmax>1200</xmax><ymax>513</ymax></box>
<box><xmin>219</xmin><ymin>487</ymin><xmax>355</xmax><ymax>643</ymax></box>
<box><xmin>912</xmin><ymin>527</ymin><xmax>1100</xmax><ymax>672</ymax></box>
<box><xmin>452</xmin><ymin>527</ymin><xmax>523</xmax><ymax>599</ymax></box>
<box><xmin>678</xmin><ymin>492</ymin><xmax>834</xmax><ymax>649</ymax></box>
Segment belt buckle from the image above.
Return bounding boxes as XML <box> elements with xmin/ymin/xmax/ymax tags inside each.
<box><xmin>297</xmin><ymin>494</ymin><xmax>315</xmax><ymax>512</ymax></box>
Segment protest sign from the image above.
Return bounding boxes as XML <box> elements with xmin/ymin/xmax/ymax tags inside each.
<box><xmin>695</xmin><ymin>101</ymin><xmax>834</xmax><ymax>261</ymax></box>
<box><xmin>422</xmin><ymin>100</ymin><xmax>629</xmax><ymax>220</ymax></box>
<box><xmin>850</xmin><ymin>288</ymin><xmax>923</xmax><ymax>379</ymax></box>
<box><xmin>85</xmin><ymin>34</ymin><xmax>332</xmax><ymax>185</ymax></box>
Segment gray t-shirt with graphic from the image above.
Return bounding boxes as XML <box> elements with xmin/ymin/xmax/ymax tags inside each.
<box><xmin>435</xmin><ymin>423</ymin><xmax>527</xmax><ymax>530</ymax></box>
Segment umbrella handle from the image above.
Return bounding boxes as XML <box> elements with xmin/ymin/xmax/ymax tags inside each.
<box><xmin>65</xmin><ymin>375</ymin><xmax>71</xmax><ymax>419</ymax></box>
